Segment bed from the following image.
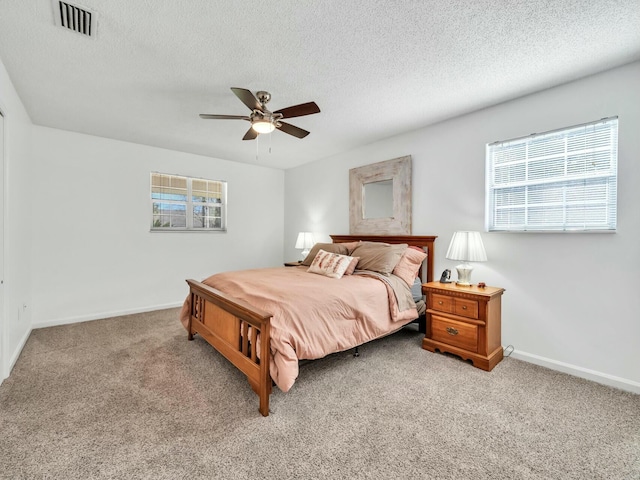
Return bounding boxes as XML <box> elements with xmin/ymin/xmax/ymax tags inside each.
<box><xmin>179</xmin><ymin>234</ymin><xmax>436</xmax><ymax>416</ymax></box>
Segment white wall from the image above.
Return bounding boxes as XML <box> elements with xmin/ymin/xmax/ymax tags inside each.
<box><xmin>0</xmin><ymin>57</ymin><xmax>33</xmax><ymax>380</ymax></box>
<box><xmin>30</xmin><ymin>127</ymin><xmax>284</xmax><ymax>327</ymax></box>
<box><xmin>285</xmin><ymin>61</ymin><xmax>640</xmax><ymax>393</ymax></box>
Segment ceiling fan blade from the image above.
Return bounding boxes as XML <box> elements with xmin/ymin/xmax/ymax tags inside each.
<box><xmin>242</xmin><ymin>128</ymin><xmax>259</xmax><ymax>141</ymax></box>
<box><xmin>231</xmin><ymin>87</ymin><xmax>262</xmax><ymax>112</ymax></box>
<box><xmin>199</xmin><ymin>114</ymin><xmax>250</xmax><ymax>120</ymax></box>
<box><xmin>277</xmin><ymin>121</ymin><xmax>310</xmax><ymax>139</ymax></box>
<box><xmin>274</xmin><ymin>102</ymin><xmax>320</xmax><ymax>119</ymax></box>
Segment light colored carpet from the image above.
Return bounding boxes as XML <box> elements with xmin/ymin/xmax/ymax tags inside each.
<box><xmin>1</xmin><ymin>308</ymin><xmax>638</xmax><ymax>479</ymax></box>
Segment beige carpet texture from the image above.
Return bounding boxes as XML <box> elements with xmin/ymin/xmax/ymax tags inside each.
<box><xmin>1</xmin><ymin>308</ymin><xmax>638</xmax><ymax>479</ymax></box>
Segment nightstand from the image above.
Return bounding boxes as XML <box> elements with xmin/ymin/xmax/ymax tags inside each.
<box><xmin>284</xmin><ymin>261</ymin><xmax>303</xmax><ymax>267</ymax></box>
<box><xmin>422</xmin><ymin>281</ymin><xmax>505</xmax><ymax>371</ymax></box>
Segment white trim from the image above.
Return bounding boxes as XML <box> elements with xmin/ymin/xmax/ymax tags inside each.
<box><xmin>510</xmin><ymin>349</ymin><xmax>640</xmax><ymax>395</ymax></box>
<box><xmin>32</xmin><ymin>302</ymin><xmax>183</xmax><ymax>329</ymax></box>
<box><xmin>0</xmin><ymin>105</ymin><xmax>6</xmax><ymax>382</ymax></box>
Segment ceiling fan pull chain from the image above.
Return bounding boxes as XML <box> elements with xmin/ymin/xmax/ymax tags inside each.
<box><xmin>269</xmin><ymin>131</ymin><xmax>272</xmax><ymax>154</ymax></box>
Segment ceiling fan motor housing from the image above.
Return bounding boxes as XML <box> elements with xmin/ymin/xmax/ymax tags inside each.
<box><xmin>250</xmin><ymin>110</ymin><xmax>282</xmax><ymax>125</ymax></box>
<box><xmin>256</xmin><ymin>91</ymin><xmax>271</xmax><ymax>106</ymax></box>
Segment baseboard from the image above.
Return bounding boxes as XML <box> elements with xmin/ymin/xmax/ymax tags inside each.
<box><xmin>32</xmin><ymin>302</ymin><xmax>183</xmax><ymax>329</ymax></box>
<box><xmin>510</xmin><ymin>349</ymin><xmax>640</xmax><ymax>395</ymax></box>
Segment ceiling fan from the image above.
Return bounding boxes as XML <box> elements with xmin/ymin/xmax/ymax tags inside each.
<box><xmin>199</xmin><ymin>88</ymin><xmax>320</xmax><ymax>140</ymax></box>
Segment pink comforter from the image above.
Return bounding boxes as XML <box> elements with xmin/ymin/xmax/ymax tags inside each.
<box><xmin>179</xmin><ymin>266</ymin><xmax>418</xmax><ymax>392</ymax></box>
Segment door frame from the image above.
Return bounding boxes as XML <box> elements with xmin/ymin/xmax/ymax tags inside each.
<box><xmin>0</xmin><ymin>107</ymin><xmax>5</xmax><ymax>382</ymax></box>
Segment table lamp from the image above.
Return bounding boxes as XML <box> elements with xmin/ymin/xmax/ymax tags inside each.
<box><xmin>445</xmin><ymin>231</ymin><xmax>487</xmax><ymax>286</ymax></box>
<box><xmin>295</xmin><ymin>232</ymin><xmax>315</xmax><ymax>261</ymax></box>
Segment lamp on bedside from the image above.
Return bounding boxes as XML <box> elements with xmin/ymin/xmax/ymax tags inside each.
<box><xmin>445</xmin><ymin>231</ymin><xmax>487</xmax><ymax>286</ymax></box>
<box><xmin>295</xmin><ymin>232</ymin><xmax>315</xmax><ymax>261</ymax></box>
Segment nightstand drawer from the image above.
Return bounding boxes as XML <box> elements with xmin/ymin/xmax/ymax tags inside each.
<box><xmin>454</xmin><ymin>298</ymin><xmax>479</xmax><ymax>319</ymax></box>
<box><xmin>431</xmin><ymin>315</ymin><xmax>478</xmax><ymax>352</ymax></box>
<box><xmin>431</xmin><ymin>293</ymin><xmax>454</xmax><ymax>313</ymax></box>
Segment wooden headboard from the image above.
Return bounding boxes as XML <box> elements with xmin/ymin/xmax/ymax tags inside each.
<box><xmin>330</xmin><ymin>235</ymin><xmax>437</xmax><ymax>283</ymax></box>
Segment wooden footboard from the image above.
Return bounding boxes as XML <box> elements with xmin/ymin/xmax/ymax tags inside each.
<box><xmin>186</xmin><ymin>279</ymin><xmax>273</xmax><ymax>416</ymax></box>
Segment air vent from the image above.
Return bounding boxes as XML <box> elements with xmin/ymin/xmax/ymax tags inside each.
<box><xmin>52</xmin><ymin>0</ymin><xmax>97</xmax><ymax>37</ymax></box>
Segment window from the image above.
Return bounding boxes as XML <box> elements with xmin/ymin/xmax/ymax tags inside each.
<box><xmin>151</xmin><ymin>173</ymin><xmax>226</xmax><ymax>231</ymax></box>
<box><xmin>485</xmin><ymin>117</ymin><xmax>618</xmax><ymax>232</ymax></box>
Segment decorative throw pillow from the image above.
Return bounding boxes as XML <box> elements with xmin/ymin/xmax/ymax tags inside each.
<box><xmin>301</xmin><ymin>243</ymin><xmax>352</xmax><ymax>266</ymax></box>
<box><xmin>349</xmin><ymin>242</ymin><xmax>408</xmax><ymax>276</ymax></box>
<box><xmin>344</xmin><ymin>256</ymin><xmax>360</xmax><ymax>275</ymax></box>
<box><xmin>392</xmin><ymin>246</ymin><xmax>428</xmax><ymax>286</ymax></box>
<box><xmin>307</xmin><ymin>250</ymin><xmax>355</xmax><ymax>279</ymax></box>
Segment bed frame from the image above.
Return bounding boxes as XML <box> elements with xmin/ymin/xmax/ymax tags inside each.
<box><xmin>185</xmin><ymin>234</ymin><xmax>437</xmax><ymax>416</ymax></box>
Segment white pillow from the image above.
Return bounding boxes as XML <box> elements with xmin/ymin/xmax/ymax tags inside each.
<box><xmin>307</xmin><ymin>249</ymin><xmax>355</xmax><ymax>279</ymax></box>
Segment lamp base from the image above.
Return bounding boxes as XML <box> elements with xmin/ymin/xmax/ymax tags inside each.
<box><xmin>455</xmin><ymin>262</ymin><xmax>474</xmax><ymax>286</ymax></box>
<box><xmin>300</xmin><ymin>248</ymin><xmax>310</xmax><ymax>261</ymax></box>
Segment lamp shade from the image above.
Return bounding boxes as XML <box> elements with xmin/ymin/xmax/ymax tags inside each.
<box><xmin>446</xmin><ymin>231</ymin><xmax>487</xmax><ymax>262</ymax></box>
<box><xmin>295</xmin><ymin>232</ymin><xmax>315</xmax><ymax>249</ymax></box>
<box><xmin>295</xmin><ymin>232</ymin><xmax>315</xmax><ymax>261</ymax></box>
<box><xmin>445</xmin><ymin>231</ymin><xmax>487</xmax><ymax>286</ymax></box>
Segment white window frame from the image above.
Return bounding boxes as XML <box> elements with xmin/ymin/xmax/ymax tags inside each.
<box><xmin>150</xmin><ymin>172</ymin><xmax>227</xmax><ymax>232</ymax></box>
<box><xmin>485</xmin><ymin>117</ymin><xmax>618</xmax><ymax>232</ymax></box>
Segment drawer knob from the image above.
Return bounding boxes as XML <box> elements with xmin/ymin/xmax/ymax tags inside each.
<box><xmin>462</xmin><ymin>305</ymin><xmax>467</xmax><ymax>310</ymax></box>
<box><xmin>438</xmin><ymin>301</ymin><xmax>443</xmax><ymax>305</ymax></box>
<box><xmin>446</xmin><ymin>327</ymin><xmax>459</xmax><ymax>336</ymax></box>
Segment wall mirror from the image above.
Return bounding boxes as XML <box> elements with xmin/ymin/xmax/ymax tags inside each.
<box><xmin>349</xmin><ymin>155</ymin><xmax>412</xmax><ymax>235</ymax></box>
<box><xmin>363</xmin><ymin>179</ymin><xmax>394</xmax><ymax>218</ymax></box>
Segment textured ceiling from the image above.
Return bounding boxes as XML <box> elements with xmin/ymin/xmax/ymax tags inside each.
<box><xmin>0</xmin><ymin>0</ymin><xmax>639</xmax><ymax>169</ymax></box>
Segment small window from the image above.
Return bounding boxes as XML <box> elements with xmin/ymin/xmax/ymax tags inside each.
<box><xmin>485</xmin><ymin>117</ymin><xmax>618</xmax><ymax>232</ymax></box>
<box><xmin>151</xmin><ymin>173</ymin><xmax>226</xmax><ymax>231</ymax></box>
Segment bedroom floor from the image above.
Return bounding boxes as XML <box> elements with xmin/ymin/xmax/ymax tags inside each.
<box><xmin>1</xmin><ymin>308</ymin><xmax>638</xmax><ymax>479</ymax></box>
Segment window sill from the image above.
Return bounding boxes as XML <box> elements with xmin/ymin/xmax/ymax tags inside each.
<box><xmin>149</xmin><ymin>228</ymin><xmax>227</xmax><ymax>233</ymax></box>
<box><xmin>488</xmin><ymin>229</ymin><xmax>616</xmax><ymax>234</ymax></box>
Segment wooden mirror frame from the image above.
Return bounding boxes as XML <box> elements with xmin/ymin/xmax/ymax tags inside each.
<box><xmin>349</xmin><ymin>155</ymin><xmax>412</xmax><ymax>235</ymax></box>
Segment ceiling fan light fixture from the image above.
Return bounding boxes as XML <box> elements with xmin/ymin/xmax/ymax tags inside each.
<box><xmin>252</xmin><ymin>119</ymin><xmax>276</xmax><ymax>134</ymax></box>
<box><xmin>199</xmin><ymin>88</ymin><xmax>319</xmax><ymax>140</ymax></box>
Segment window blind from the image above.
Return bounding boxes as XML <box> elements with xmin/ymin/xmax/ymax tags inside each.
<box><xmin>485</xmin><ymin>117</ymin><xmax>618</xmax><ymax>232</ymax></box>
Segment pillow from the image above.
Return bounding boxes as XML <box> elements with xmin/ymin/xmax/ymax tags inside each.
<box><xmin>392</xmin><ymin>246</ymin><xmax>428</xmax><ymax>286</ymax></box>
<box><xmin>344</xmin><ymin>256</ymin><xmax>360</xmax><ymax>275</ymax></box>
<box><xmin>349</xmin><ymin>242</ymin><xmax>408</xmax><ymax>276</ymax></box>
<box><xmin>301</xmin><ymin>243</ymin><xmax>350</xmax><ymax>266</ymax></box>
<box><xmin>301</xmin><ymin>241</ymin><xmax>360</xmax><ymax>266</ymax></box>
<box><xmin>307</xmin><ymin>249</ymin><xmax>356</xmax><ymax>279</ymax></box>
<box><xmin>410</xmin><ymin>277</ymin><xmax>423</xmax><ymax>302</ymax></box>
<box><xmin>334</xmin><ymin>241</ymin><xmax>360</xmax><ymax>255</ymax></box>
